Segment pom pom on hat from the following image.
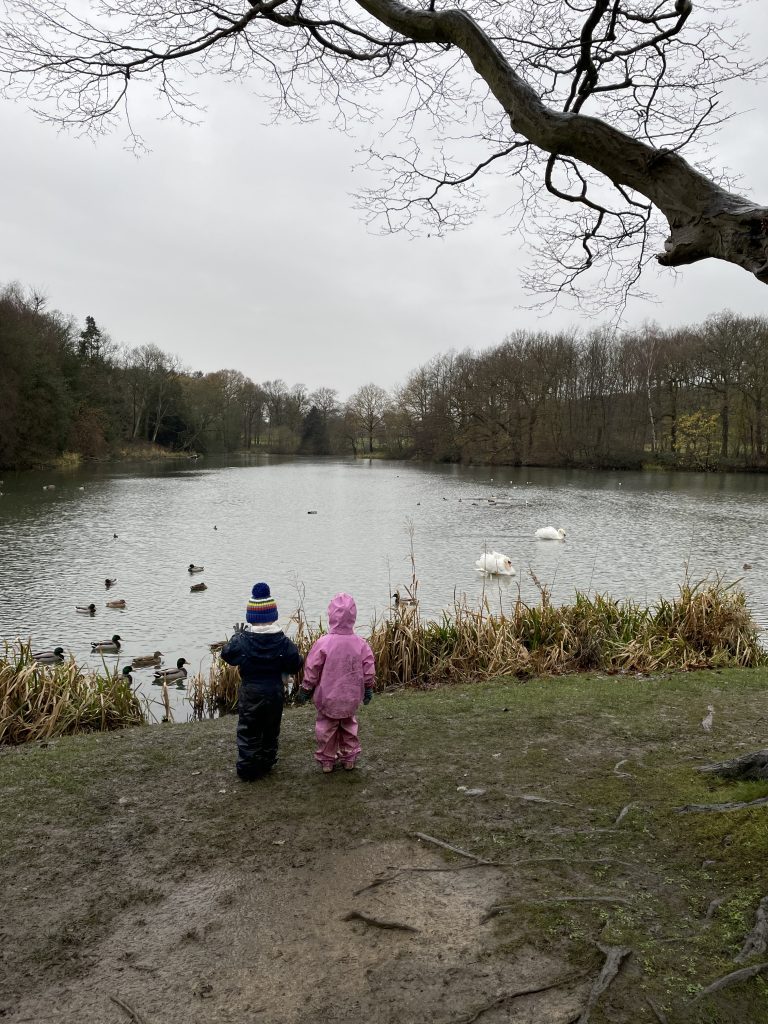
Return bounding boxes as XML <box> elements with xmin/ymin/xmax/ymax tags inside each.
<box><xmin>247</xmin><ymin>582</ymin><xmax>278</xmax><ymax>624</ymax></box>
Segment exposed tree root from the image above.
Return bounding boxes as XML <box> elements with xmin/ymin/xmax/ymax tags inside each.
<box><xmin>735</xmin><ymin>896</ymin><xmax>768</xmax><ymax>963</ymax></box>
<box><xmin>691</xmin><ymin>961</ymin><xmax>768</xmax><ymax>1001</ymax></box>
<box><xmin>342</xmin><ymin>910</ymin><xmax>419</xmax><ymax>933</ymax></box>
<box><xmin>696</xmin><ymin>750</ymin><xmax>768</xmax><ymax>781</ymax></box>
<box><xmin>614</xmin><ymin>803</ymin><xmax>635</xmax><ymax>825</ymax></box>
<box><xmin>443</xmin><ymin>973</ymin><xmax>584</xmax><ymax>1024</ymax></box>
<box><xmin>482</xmin><ymin>896</ymin><xmax>631</xmax><ymax>924</ymax></box>
<box><xmin>675</xmin><ymin>796</ymin><xmax>768</xmax><ymax>814</ymax></box>
<box><xmin>575</xmin><ymin>944</ymin><xmax>631</xmax><ymax>1024</ymax></box>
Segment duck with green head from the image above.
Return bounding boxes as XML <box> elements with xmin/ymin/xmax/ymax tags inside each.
<box><xmin>91</xmin><ymin>634</ymin><xmax>122</xmax><ymax>653</ymax></box>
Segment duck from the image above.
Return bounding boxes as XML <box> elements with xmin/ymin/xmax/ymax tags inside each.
<box><xmin>743</xmin><ymin>563</ymin><xmax>753</xmax><ymax>570</ymax></box>
<box><xmin>76</xmin><ymin>604</ymin><xmax>97</xmax><ymax>615</ymax></box>
<box><xmin>131</xmin><ymin>650</ymin><xmax>164</xmax><ymax>668</ymax></box>
<box><xmin>153</xmin><ymin>658</ymin><xmax>188</xmax><ymax>685</ymax></box>
<box><xmin>91</xmin><ymin>634</ymin><xmax>122</xmax><ymax>653</ymax></box>
<box><xmin>535</xmin><ymin>526</ymin><xmax>567</xmax><ymax>541</ymax></box>
<box><xmin>105</xmin><ymin>578</ymin><xmax>117</xmax><ymax>588</ymax></box>
<box><xmin>106</xmin><ymin>599</ymin><xmax>127</xmax><ymax>609</ymax></box>
<box><xmin>392</xmin><ymin>590</ymin><xmax>417</xmax><ymax>607</ymax></box>
<box><xmin>121</xmin><ymin>665</ymin><xmax>134</xmax><ymax>684</ymax></box>
<box><xmin>32</xmin><ymin>646</ymin><xmax>65</xmax><ymax>665</ymax></box>
<box><xmin>188</xmin><ymin>564</ymin><xmax>204</xmax><ymax>573</ymax></box>
<box><xmin>190</xmin><ymin>582</ymin><xmax>208</xmax><ymax>592</ymax></box>
<box><xmin>475</xmin><ymin>551</ymin><xmax>515</xmax><ymax>576</ymax></box>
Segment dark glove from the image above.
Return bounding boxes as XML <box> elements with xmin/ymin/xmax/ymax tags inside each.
<box><xmin>363</xmin><ymin>688</ymin><xmax>373</xmax><ymax>705</ymax></box>
<box><xmin>232</xmin><ymin>622</ymin><xmax>246</xmax><ymax>634</ymax></box>
<box><xmin>297</xmin><ymin>688</ymin><xmax>313</xmax><ymax>705</ymax></box>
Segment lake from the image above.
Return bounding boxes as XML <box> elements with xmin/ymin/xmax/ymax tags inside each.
<box><xmin>1</xmin><ymin>456</ymin><xmax>766</xmax><ymax>717</ymax></box>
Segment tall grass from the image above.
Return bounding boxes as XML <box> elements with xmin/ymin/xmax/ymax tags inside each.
<box><xmin>189</xmin><ymin>576</ymin><xmax>766</xmax><ymax>717</ymax></box>
<box><xmin>0</xmin><ymin>641</ymin><xmax>145</xmax><ymax>745</ymax></box>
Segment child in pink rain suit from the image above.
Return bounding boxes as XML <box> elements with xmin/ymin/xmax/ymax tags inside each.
<box><xmin>298</xmin><ymin>593</ymin><xmax>375</xmax><ymax>772</ymax></box>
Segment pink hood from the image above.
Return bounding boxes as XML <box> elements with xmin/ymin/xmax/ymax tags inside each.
<box><xmin>328</xmin><ymin>593</ymin><xmax>357</xmax><ymax>634</ymax></box>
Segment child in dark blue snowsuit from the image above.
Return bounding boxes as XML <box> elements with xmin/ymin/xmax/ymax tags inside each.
<box><xmin>220</xmin><ymin>582</ymin><xmax>303</xmax><ymax>780</ymax></box>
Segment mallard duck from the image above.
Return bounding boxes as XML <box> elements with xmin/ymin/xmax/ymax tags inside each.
<box><xmin>131</xmin><ymin>650</ymin><xmax>163</xmax><ymax>668</ymax></box>
<box><xmin>392</xmin><ymin>590</ymin><xmax>417</xmax><ymax>607</ymax></box>
<box><xmin>76</xmin><ymin>604</ymin><xmax>97</xmax><ymax>614</ymax></box>
<box><xmin>534</xmin><ymin>526</ymin><xmax>567</xmax><ymax>541</ymax></box>
<box><xmin>106</xmin><ymin>599</ymin><xmax>126</xmax><ymax>609</ymax></box>
<box><xmin>153</xmin><ymin>658</ymin><xmax>188</xmax><ymax>684</ymax></box>
<box><xmin>475</xmin><ymin>551</ymin><xmax>515</xmax><ymax>576</ymax></box>
<box><xmin>122</xmin><ymin>665</ymin><xmax>134</xmax><ymax>684</ymax></box>
<box><xmin>188</xmin><ymin>563</ymin><xmax>204</xmax><ymax>573</ymax></box>
<box><xmin>105</xmin><ymin>578</ymin><xmax>117</xmax><ymax>588</ymax></box>
<box><xmin>32</xmin><ymin>646</ymin><xmax>65</xmax><ymax>664</ymax></box>
<box><xmin>91</xmin><ymin>634</ymin><xmax>122</xmax><ymax>653</ymax></box>
<box><xmin>190</xmin><ymin>582</ymin><xmax>207</xmax><ymax>593</ymax></box>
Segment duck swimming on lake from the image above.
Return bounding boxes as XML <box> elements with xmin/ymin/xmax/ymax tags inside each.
<box><xmin>534</xmin><ymin>527</ymin><xmax>567</xmax><ymax>541</ymax></box>
<box><xmin>392</xmin><ymin>590</ymin><xmax>417</xmax><ymax>607</ymax></box>
<box><xmin>188</xmin><ymin>564</ymin><xmax>204</xmax><ymax>573</ymax></box>
<box><xmin>475</xmin><ymin>551</ymin><xmax>515</xmax><ymax>576</ymax></box>
<box><xmin>105</xmin><ymin>578</ymin><xmax>117</xmax><ymax>588</ymax></box>
<box><xmin>106</xmin><ymin>599</ymin><xmax>126</xmax><ymax>609</ymax></box>
<box><xmin>32</xmin><ymin>646</ymin><xmax>65</xmax><ymax>665</ymax></box>
<box><xmin>76</xmin><ymin>604</ymin><xmax>97</xmax><ymax>615</ymax></box>
<box><xmin>131</xmin><ymin>650</ymin><xmax>163</xmax><ymax>668</ymax></box>
<box><xmin>190</xmin><ymin>582</ymin><xmax>207</xmax><ymax>592</ymax></box>
<box><xmin>153</xmin><ymin>658</ymin><xmax>188</xmax><ymax>685</ymax></box>
<box><xmin>122</xmin><ymin>665</ymin><xmax>134</xmax><ymax>684</ymax></box>
<box><xmin>91</xmin><ymin>634</ymin><xmax>122</xmax><ymax>653</ymax></box>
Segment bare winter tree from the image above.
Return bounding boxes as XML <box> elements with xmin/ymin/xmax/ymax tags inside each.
<box><xmin>0</xmin><ymin>0</ymin><xmax>766</xmax><ymax>307</ymax></box>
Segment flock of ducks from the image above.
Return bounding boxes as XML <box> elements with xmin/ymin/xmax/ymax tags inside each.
<box><xmin>475</xmin><ymin>526</ymin><xmax>567</xmax><ymax>576</ymax></box>
<box><xmin>31</xmin><ymin>564</ymin><xmax>202</xmax><ymax>688</ymax></box>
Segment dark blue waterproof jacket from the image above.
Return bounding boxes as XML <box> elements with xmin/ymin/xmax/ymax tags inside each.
<box><xmin>220</xmin><ymin>630</ymin><xmax>303</xmax><ymax>696</ymax></box>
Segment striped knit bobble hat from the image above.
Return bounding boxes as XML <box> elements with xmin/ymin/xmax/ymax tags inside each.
<box><xmin>246</xmin><ymin>582</ymin><xmax>278</xmax><ymax>624</ymax></box>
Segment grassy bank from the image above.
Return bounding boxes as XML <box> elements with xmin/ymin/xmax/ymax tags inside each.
<box><xmin>1</xmin><ymin>669</ymin><xmax>767</xmax><ymax>1023</ymax></box>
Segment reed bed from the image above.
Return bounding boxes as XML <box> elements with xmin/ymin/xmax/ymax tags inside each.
<box><xmin>0</xmin><ymin>642</ymin><xmax>145</xmax><ymax>745</ymax></box>
<box><xmin>189</xmin><ymin>576</ymin><xmax>766</xmax><ymax>716</ymax></box>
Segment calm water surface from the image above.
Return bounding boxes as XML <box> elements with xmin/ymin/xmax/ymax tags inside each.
<box><xmin>1</xmin><ymin>456</ymin><xmax>766</xmax><ymax>716</ymax></box>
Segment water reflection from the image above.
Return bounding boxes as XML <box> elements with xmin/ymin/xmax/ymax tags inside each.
<box><xmin>1</xmin><ymin>456</ymin><xmax>766</xmax><ymax>716</ymax></box>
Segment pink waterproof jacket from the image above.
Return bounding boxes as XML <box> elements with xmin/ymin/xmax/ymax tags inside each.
<box><xmin>301</xmin><ymin>593</ymin><xmax>375</xmax><ymax>719</ymax></box>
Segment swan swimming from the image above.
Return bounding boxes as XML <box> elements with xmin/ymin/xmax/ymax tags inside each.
<box><xmin>475</xmin><ymin>551</ymin><xmax>515</xmax><ymax>575</ymax></box>
<box><xmin>535</xmin><ymin>527</ymin><xmax>566</xmax><ymax>541</ymax></box>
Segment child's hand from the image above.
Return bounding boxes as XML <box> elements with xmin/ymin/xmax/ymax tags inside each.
<box><xmin>363</xmin><ymin>688</ymin><xmax>373</xmax><ymax>705</ymax></box>
<box><xmin>232</xmin><ymin>622</ymin><xmax>246</xmax><ymax>634</ymax></box>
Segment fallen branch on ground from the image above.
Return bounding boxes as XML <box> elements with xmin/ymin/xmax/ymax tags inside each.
<box><xmin>482</xmin><ymin>896</ymin><xmax>631</xmax><ymax>923</ymax></box>
<box><xmin>412</xmin><ymin>832</ymin><xmax>494</xmax><ymax>864</ymax></box>
<box><xmin>675</xmin><ymin>796</ymin><xmax>768</xmax><ymax>814</ymax></box>
<box><xmin>576</xmin><ymin>945</ymin><xmax>631</xmax><ymax>1024</ymax></box>
<box><xmin>342</xmin><ymin>910</ymin><xmax>419</xmax><ymax>933</ymax></box>
<box><xmin>613</xmin><ymin>760</ymin><xmax>633</xmax><ymax>779</ymax></box>
<box><xmin>696</xmin><ymin>750</ymin><xmax>768</xmax><ymax>781</ymax></box>
<box><xmin>614</xmin><ymin>803</ymin><xmax>635</xmax><ymax>825</ymax></box>
<box><xmin>691</xmin><ymin>961</ymin><xmax>768</xmax><ymax>1001</ymax></box>
<box><xmin>735</xmin><ymin>896</ymin><xmax>768</xmax><ymax>963</ymax></box>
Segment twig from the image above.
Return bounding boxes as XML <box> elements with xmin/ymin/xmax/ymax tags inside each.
<box><xmin>613</xmin><ymin>759</ymin><xmax>633</xmax><ymax>779</ymax></box>
<box><xmin>110</xmin><ymin>996</ymin><xmax>148</xmax><ymax>1024</ymax></box>
<box><xmin>675</xmin><ymin>796</ymin><xmax>768</xmax><ymax>814</ymax></box>
<box><xmin>691</xmin><ymin>961</ymin><xmax>768</xmax><ymax>1001</ymax></box>
<box><xmin>735</xmin><ymin>896</ymin><xmax>768</xmax><ymax>963</ymax></box>
<box><xmin>442</xmin><ymin>974</ymin><xmax>584</xmax><ymax>1024</ymax></box>
<box><xmin>576</xmin><ymin>944</ymin><xmax>631</xmax><ymax>1024</ymax></box>
<box><xmin>412</xmin><ymin>832</ymin><xmax>494</xmax><ymax>864</ymax></box>
<box><xmin>512</xmin><ymin>793</ymin><xmax>575</xmax><ymax>807</ymax></box>
<box><xmin>342</xmin><ymin>910</ymin><xmax>419</xmax><ymax>933</ymax></box>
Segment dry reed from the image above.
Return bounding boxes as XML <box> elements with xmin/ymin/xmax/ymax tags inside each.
<box><xmin>0</xmin><ymin>641</ymin><xmax>145</xmax><ymax>745</ymax></box>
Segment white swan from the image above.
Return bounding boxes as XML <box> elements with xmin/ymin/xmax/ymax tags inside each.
<box><xmin>535</xmin><ymin>527</ymin><xmax>566</xmax><ymax>541</ymax></box>
<box><xmin>475</xmin><ymin>551</ymin><xmax>515</xmax><ymax>575</ymax></box>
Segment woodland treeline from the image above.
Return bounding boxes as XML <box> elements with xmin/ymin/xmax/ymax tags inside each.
<box><xmin>1</xmin><ymin>282</ymin><xmax>767</xmax><ymax>472</ymax></box>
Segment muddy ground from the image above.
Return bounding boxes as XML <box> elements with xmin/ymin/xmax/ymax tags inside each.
<box><xmin>1</xmin><ymin>670</ymin><xmax>768</xmax><ymax>1024</ymax></box>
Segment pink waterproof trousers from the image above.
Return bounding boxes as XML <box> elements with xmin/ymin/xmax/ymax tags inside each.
<box><xmin>315</xmin><ymin>713</ymin><xmax>361</xmax><ymax>768</ymax></box>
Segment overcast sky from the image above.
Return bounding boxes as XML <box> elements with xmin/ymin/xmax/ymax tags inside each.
<box><xmin>1</xmin><ymin>3</ymin><xmax>767</xmax><ymax>399</ymax></box>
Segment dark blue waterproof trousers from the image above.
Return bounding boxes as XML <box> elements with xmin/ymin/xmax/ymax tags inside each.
<box><xmin>236</xmin><ymin>687</ymin><xmax>284</xmax><ymax>780</ymax></box>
